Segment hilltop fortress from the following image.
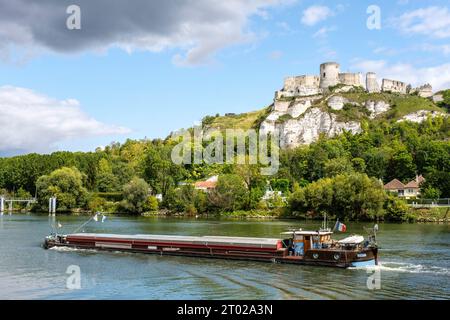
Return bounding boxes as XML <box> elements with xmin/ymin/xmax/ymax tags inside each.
<box><xmin>257</xmin><ymin>61</ymin><xmax>445</xmax><ymax>149</ymax></box>
<box><xmin>275</xmin><ymin>62</ymin><xmax>433</xmax><ymax>101</ymax></box>
<box><xmin>199</xmin><ymin>60</ymin><xmax>446</xmax><ymax>150</ymax></box>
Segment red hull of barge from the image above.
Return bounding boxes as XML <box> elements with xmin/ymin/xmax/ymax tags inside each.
<box><xmin>44</xmin><ymin>233</ymin><xmax>378</xmax><ymax>268</ymax></box>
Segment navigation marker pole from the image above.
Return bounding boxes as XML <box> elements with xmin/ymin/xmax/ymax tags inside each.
<box><xmin>49</xmin><ymin>197</ymin><xmax>57</xmax><ymax>216</ymax></box>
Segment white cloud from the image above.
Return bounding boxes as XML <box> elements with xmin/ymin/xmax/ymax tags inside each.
<box><xmin>0</xmin><ymin>86</ymin><xmax>129</xmax><ymax>154</ymax></box>
<box><xmin>0</xmin><ymin>0</ymin><xmax>292</xmax><ymax>66</ymax></box>
<box><xmin>312</xmin><ymin>26</ymin><xmax>336</xmax><ymax>38</ymax></box>
<box><xmin>394</xmin><ymin>6</ymin><xmax>450</xmax><ymax>39</ymax></box>
<box><xmin>373</xmin><ymin>47</ymin><xmax>399</xmax><ymax>56</ymax></box>
<box><xmin>420</xmin><ymin>43</ymin><xmax>450</xmax><ymax>56</ymax></box>
<box><xmin>351</xmin><ymin>59</ymin><xmax>450</xmax><ymax>91</ymax></box>
<box><xmin>301</xmin><ymin>5</ymin><xmax>333</xmax><ymax>26</ymax></box>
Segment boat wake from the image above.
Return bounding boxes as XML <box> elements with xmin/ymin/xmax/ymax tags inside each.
<box><xmin>49</xmin><ymin>246</ymin><xmax>98</xmax><ymax>254</ymax></box>
<box><xmin>350</xmin><ymin>261</ymin><xmax>449</xmax><ymax>275</ymax></box>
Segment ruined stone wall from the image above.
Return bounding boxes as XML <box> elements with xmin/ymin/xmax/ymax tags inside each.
<box><xmin>283</xmin><ymin>75</ymin><xmax>319</xmax><ymax>91</ymax></box>
<box><xmin>275</xmin><ymin>62</ymin><xmax>420</xmax><ymax>100</ymax></box>
<box><xmin>279</xmin><ymin>75</ymin><xmax>320</xmax><ymax>97</ymax></box>
<box><xmin>382</xmin><ymin>79</ymin><xmax>407</xmax><ymax>94</ymax></box>
<box><xmin>366</xmin><ymin>72</ymin><xmax>380</xmax><ymax>93</ymax></box>
<box><xmin>411</xmin><ymin>84</ymin><xmax>433</xmax><ymax>98</ymax></box>
<box><xmin>338</xmin><ymin>73</ymin><xmax>362</xmax><ymax>87</ymax></box>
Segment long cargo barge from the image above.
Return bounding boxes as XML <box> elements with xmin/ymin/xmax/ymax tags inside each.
<box><xmin>44</xmin><ymin>228</ymin><xmax>379</xmax><ymax>268</ymax></box>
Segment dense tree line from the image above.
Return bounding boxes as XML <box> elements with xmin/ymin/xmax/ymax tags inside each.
<box><xmin>277</xmin><ymin>116</ymin><xmax>450</xmax><ymax>198</ymax></box>
<box><xmin>0</xmin><ymin>115</ymin><xmax>448</xmax><ymax>220</ymax></box>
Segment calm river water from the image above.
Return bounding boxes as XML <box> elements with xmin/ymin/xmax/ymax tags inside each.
<box><xmin>0</xmin><ymin>213</ymin><xmax>448</xmax><ymax>300</ymax></box>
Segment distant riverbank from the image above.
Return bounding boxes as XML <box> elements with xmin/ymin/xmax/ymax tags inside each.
<box><xmin>9</xmin><ymin>205</ymin><xmax>448</xmax><ymax>223</ymax></box>
<box><xmin>143</xmin><ymin>207</ymin><xmax>450</xmax><ymax>223</ymax></box>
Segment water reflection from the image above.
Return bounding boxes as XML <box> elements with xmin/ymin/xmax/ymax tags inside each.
<box><xmin>0</xmin><ymin>214</ymin><xmax>448</xmax><ymax>300</ymax></box>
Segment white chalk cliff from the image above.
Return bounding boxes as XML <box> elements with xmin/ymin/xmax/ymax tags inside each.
<box><xmin>398</xmin><ymin>110</ymin><xmax>447</xmax><ymax>123</ymax></box>
<box><xmin>260</xmin><ymin>98</ymin><xmax>362</xmax><ymax>148</ymax></box>
<box><xmin>365</xmin><ymin>100</ymin><xmax>390</xmax><ymax>119</ymax></box>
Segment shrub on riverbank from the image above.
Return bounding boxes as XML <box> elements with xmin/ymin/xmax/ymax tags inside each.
<box><xmin>119</xmin><ymin>177</ymin><xmax>151</xmax><ymax>214</ymax></box>
<box><xmin>383</xmin><ymin>194</ymin><xmax>411</xmax><ymax>221</ymax></box>
<box><xmin>407</xmin><ymin>207</ymin><xmax>449</xmax><ymax>222</ymax></box>
<box><xmin>36</xmin><ymin>167</ymin><xmax>88</xmax><ymax>212</ymax></box>
<box><xmin>288</xmin><ymin>173</ymin><xmax>386</xmax><ymax>221</ymax></box>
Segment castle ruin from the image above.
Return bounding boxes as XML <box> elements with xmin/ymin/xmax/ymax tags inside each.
<box><xmin>410</xmin><ymin>84</ymin><xmax>433</xmax><ymax>98</ymax></box>
<box><xmin>275</xmin><ymin>62</ymin><xmax>432</xmax><ymax>102</ymax></box>
<box><xmin>381</xmin><ymin>79</ymin><xmax>407</xmax><ymax>94</ymax></box>
<box><xmin>320</xmin><ymin>62</ymin><xmax>340</xmax><ymax>89</ymax></box>
<box><xmin>366</xmin><ymin>72</ymin><xmax>380</xmax><ymax>93</ymax></box>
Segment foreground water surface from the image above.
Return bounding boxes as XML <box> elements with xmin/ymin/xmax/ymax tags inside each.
<box><xmin>0</xmin><ymin>213</ymin><xmax>448</xmax><ymax>300</ymax></box>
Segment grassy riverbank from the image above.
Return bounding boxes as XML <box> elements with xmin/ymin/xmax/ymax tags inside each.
<box><xmin>140</xmin><ymin>207</ymin><xmax>450</xmax><ymax>223</ymax></box>
<box><xmin>10</xmin><ymin>206</ymin><xmax>448</xmax><ymax>223</ymax></box>
<box><xmin>408</xmin><ymin>207</ymin><xmax>450</xmax><ymax>222</ymax></box>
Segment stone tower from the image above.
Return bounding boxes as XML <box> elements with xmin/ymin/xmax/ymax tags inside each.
<box><xmin>366</xmin><ymin>72</ymin><xmax>380</xmax><ymax>93</ymax></box>
<box><xmin>320</xmin><ymin>62</ymin><xmax>340</xmax><ymax>89</ymax></box>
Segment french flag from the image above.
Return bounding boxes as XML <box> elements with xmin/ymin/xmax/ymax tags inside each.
<box><xmin>334</xmin><ymin>221</ymin><xmax>347</xmax><ymax>232</ymax></box>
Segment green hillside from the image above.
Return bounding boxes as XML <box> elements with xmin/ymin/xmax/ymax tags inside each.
<box><xmin>202</xmin><ymin>90</ymin><xmax>448</xmax><ymax>130</ymax></box>
<box><xmin>336</xmin><ymin>92</ymin><xmax>444</xmax><ymax>119</ymax></box>
<box><xmin>1</xmin><ymin>89</ymin><xmax>449</xmax><ymax>221</ymax></box>
<box><xmin>202</xmin><ymin>107</ymin><xmax>271</xmax><ymax>130</ymax></box>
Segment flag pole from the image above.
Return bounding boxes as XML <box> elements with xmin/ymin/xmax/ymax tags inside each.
<box><xmin>333</xmin><ymin>218</ymin><xmax>339</xmax><ymax>232</ymax></box>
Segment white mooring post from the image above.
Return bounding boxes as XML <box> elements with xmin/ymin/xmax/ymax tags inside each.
<box><xmin>0</xmin><ymin>197</ymin><xmax>4</xmax><ymax>215</ymax></box>
<box><xmin>53</xmin><ymin>197</ymin><xmax>57</xmax><ymax>214</ymax></box>
<box><xmin>49</xmin><ymin>197</ymin><xmax>57</xmax><ymax>215</ymax></box>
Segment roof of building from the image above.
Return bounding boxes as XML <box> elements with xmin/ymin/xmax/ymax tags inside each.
<box><xmin>404</xmin><ymin>180</ymin><xmax>419</xmax><ymax>188</ymax></box>
<box><xmin>384</xmin><ymin>179</ymin><xmax>405</xmax><ymax>190</ymax></box>
<box><xmin>384</xmin><ymin>175</ymin><xmax>425</xmax><ymax>190</ymax></box>
<box><xmin>194</xmin><ymin>180</ymin><xmax>217</xmax><ymax>189</ymax></box>
<box><xmin>404</xmin><ymin>175</ymin><xmax>425</xmax><ymax>189</ymax></box>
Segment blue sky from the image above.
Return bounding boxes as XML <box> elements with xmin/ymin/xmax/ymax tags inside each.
<box><xmin>0</xmin><ymin>0</ymin><xmax>449</xmax><ymax>155</ymax></box>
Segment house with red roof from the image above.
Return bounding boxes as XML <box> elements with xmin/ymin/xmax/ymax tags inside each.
<box><xmin>194</xmin><ymin>176</ymin><xmax>218</xmax><ymax>192</ymax></box>
<box><xmin>383</xmin><ymin>175</ymin><xmax>425</xmax><ymax>199</ymax></box>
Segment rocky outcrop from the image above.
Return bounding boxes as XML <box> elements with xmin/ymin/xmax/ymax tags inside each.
<box><xmin>273</xmin><ymin>100</ymin><xmax>291</xmax><ymax>112</ymax></box>
<box><xmin>334</xmin><ymin>85</ymin><xmax>358</xmax><ymax>93</ymax></box>
<box><xmin>288</xmin><ymin>100</ymin><xmax>311</xmax><ymax>117</ymax></box>
<box><xmin>432</xmin><ymin>94</ymin><xmax>444</xmax><ymax>103</ymax></box>
<box><xmin>261</xmin><ymin>107</ymin><xmax>361</xmax><ymax>148</ymax></box>
<box><xmin>260</xmin><ymin>111</ymin><xmax>283</xmax><ymax>133</ymax></box>
<box><xmin>365</xmin><ymin>100</ymin><xmax>390</xmax><ymax>118</ymax></box>
<box><xmin>327</xmin><ymin>96</ymin><xmax>346</xmax><ymax>110</ymax></box>
<box><xmin>398</xmin><ymin>110</ymin><xmax>448</xmax><ymax>123</ymax></box>
<box><xmin>327</xmin><ymin>95</ymin><xmax>363</xmax><ymax>111</ymax></box>
<box><xmin>260</xmin><ymin>86</ymin><xmax>446</xmax><ymax>149</ymax></box>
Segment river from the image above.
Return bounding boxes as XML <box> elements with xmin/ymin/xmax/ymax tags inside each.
<box><xmin>0</xmin><ymin>213</ymin><xmax>448</xmax><ymax>300</ymax></box>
